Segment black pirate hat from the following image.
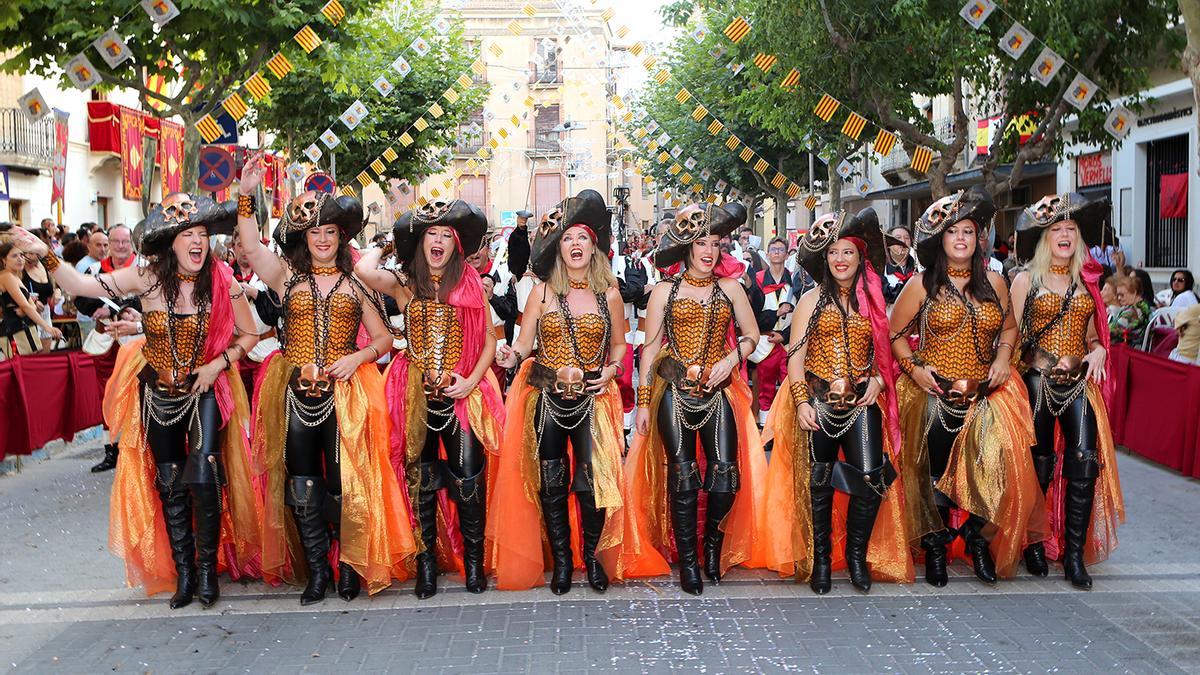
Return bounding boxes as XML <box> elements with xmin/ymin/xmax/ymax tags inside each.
<box><xmin>652</xmin><ymin>203</ymin><xmax>740</xmax><ymax>269</ymax></box>
<box><xmin>137</xmin><ymin>192</ymin><xmax>237</xmax><ymax>256</ymax></box>
<box><xmin>273</xmin><ymin>190</ymin><xmax>364</xmax><ymax>248</ymax></box>
<box><xmin>912</xmin><ymin>186</ymin><xmax>996</xmax><ymax>270</ymax></box>
<box><xmin>391</xmin><ymin>198</ymin><xmax>487</xmax><ymax>267</ymax></box>
<box><xmin>530</xmin><ymin>189</ymin><xmax>611</xmax><ymax>280</ymax></box>
<box><xmin>1015</xmin><ymin>192</ymin><xmax>1111</xmax><ymax>263</ymax></box>
<box><xmin>794</xmin><ymin>207</ymin><xmax>886</xmax><ymax>282</ymax></box>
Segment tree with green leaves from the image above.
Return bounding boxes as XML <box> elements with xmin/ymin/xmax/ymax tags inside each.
<box><xmin>254</xmin><ymin>2</ymin><xmax>488</xmax><ymax>186</ymax></box>
<box><xmin>667</xmin><ymin>0</ymin><xmax>1181</xmax><ymax>201</ymax></box>
<box><xmin>622</xmin><ymin>26</ymin><xmax>813</xmax><ymax>232</ymax></box>
<box><xmin>0</xmin><ymin>0</ymin><xmax>384</xmax><ymax>191</ymax></box>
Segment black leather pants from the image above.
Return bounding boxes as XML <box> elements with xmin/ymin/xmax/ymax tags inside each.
<box><xmin>420</xmin><ymin>404</ymin><xmax>486</xmax><ymax>480</ymax></box>
<box><xmin>657</xmin><ymin>386</ymin><xmax>738</xmax><ymax>478</ymax></box>
<box><xmin>809</xmin><ymin>403</ymin><xmax>886</xmax><ymax>474</ymax></box>
<box><xmin>1024</xmin><ymin>372</ymin><xmax>1100</xmax><ymax>481</ymax></box>
<box><xmin>533</xmin><ymin>391</ymin><xmax>596</xmax><ymax>490</ymax></box>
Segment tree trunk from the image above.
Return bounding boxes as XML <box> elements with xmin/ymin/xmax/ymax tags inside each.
<box><xmin>182</xmin><ymin>120</ymin><xmax>202</xmax><ymax>194</ymax></box>
<box><xmin>773</xmin><ymin>191</ymin><xmax>788</xmax><ymax>236</ymax></box>
<box><xmin>1181</xmin><ymin>0</ymin><xmax>1200</xmax><ymax>177</ymax></box>
<box><xmin>829</xmin><ymin>176</ymin><xmax>842</xmax><ymax>211</ymax></box>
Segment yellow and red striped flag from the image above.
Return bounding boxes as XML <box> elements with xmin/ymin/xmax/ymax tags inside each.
<box><xmin>726</xmin><ymin>134</ymin><xmax>741</xmax><ymax>151</ymax></box>
<box><xmin>724</xmin><ymin>16</ymin><xmax>751</xmax><ymax>43</ymax></box>
<box><xmin>294</xmin><ymin>25</ymin><xmax>322</xmax><ymax>53</ymax></box>
<box><xmin>634</xmin><ymin>127</ymin><xmax>647</xmax><ymax>139</ymax></box>
<box><xmin>804</xmin><ymin>195</ymin><xmax>818</xmax><ymax>210</ymax></box>
<box><xmin>489</xmin><ymin>43</ymin><xmax>503</xmax><ymax>58</ymax></box>
<box><xmin>780</xmin><ymin>68</ymin><xmax>800</xmax><ymax>89</ymax></box>
<box><xmin>657</xmin><ymin>151</ymin><xmax>671</xmax><ymax>163</ymax></box>
<box><xmin>356</xmin><ymin>171</ymin><xmax>372</xmax><ymax>187</ymax></box>
<box><xmin>668</xmin><ymin>163</ymin><xmax>682</xmax><ymax>175</ymax></box>
<box><xmin>221</xmin><ymin>93</ymin><xmax>248</xmax><ymax>120</ymax></box>
<box><xmin>616</xmin><ymin>25</ymin><xmax>630</xmax><ymax>39</ymax></box>
<box><xmin>708</xmin><ymin>119</ymin><xmax>724</xmax><ymax>135</ymax></box>
<box><xmin>786</xmin><ymin>182</ymin><xmax>801</xmax><ymax>198</ymax></box>
<box><xmin>244</xmin><ymin>72</ymin><xmax>271</xmax><ymax>100</ymax></box>
<box><xmin>675</xmin><ymin>88</ymin><xmax>691</xmax><ymax>104</ymax></box>
<box><xmin>266</xmin><ymin>53</ymin><xmax>293</xmax><ymax>79</ymax></box>
<box><xmin>910</xmin><ymin>146</ymin><xmax>933</xmax><ymax>173</ymax></box>
<box><xmin>413</xmin><ymin>117</ymin><xmax>428</xmax><ymax>131</ymax></box>
<box><xmin>740</xmin><ymin>147</ymin><xmax>754</xmax><ymax>163</ymax></box>
<box><xmin>814</xmin><ymin>94</ymin><xmax>840</xmax><ymax>121</ymax></box>
<box><xmin>681</xmin><ymin>173</ymin><xmax>693</xmax><ymax>185</ymax></box>
<box><xmin>428</xmin><ymin>103</ymin><xmax>444</xmax><ymax>118</ymax></box>
<box><xmin>506</xmin><ymin>20</ymin><xmax>522</xmax><ymax>35</ymax></box>
<box><xmin>443</xmin><ymin>88</ymin><xmax>459</xmax><ymax>104</ymax></box>
<box><xmin>753</xmin><ymin>53</ymin><xmax>777</xmax><ymax>73</ymax></box>
<box><xmin>753</xmin><ymin>157</ymin><xmax>768</xmax><ymax>173</ymax></box>
<box><xmin>510</xmin><ymin>114</ymin><xmax>521</xmax><ymax>126</ymax></box>
<box><xmin>522</xmin><ymin>3</ymin><xmax>537</xmax><ymax>17</ymax></box>
<box><xmin>841</xmin><ymin>112</ymin><xmax>867</xmax><ymax>140</ymax></box>
<box><xmin>371</xmin><ymin>159</ymin><xmax>385</xmax><ymax>175</ymax></box>
<box><xmin>692</xmin><ymin>105</ymin><xmax>708</xmax><ymax>122</ymax></box>
<box><xmin>630</xmin><ymin>42</ymin><xmax>645</xmax><ymax>57</ymax></box>
<box><xmin>872</xmin><ymin>129</ymin><xmax>896</xmax><ymax>156</ymax></box>
<box><xmin>341</xmin><ymin>184</ymin><xmax>357</xmax><ymax>198</ymax></box>
<box><xmin>771</xmin><ymin>172</ymin><xmax>786</xmax><ymax>189</ymax></box>
<box><xmin>321</xmin><ymin>0</ymin><xmax>346</xmax><ymax>25</ymax></box>
<box><xmin>642</xmin><ymin>55</ymin><xmax>657</xmax><ymax>70</ymax></box>
<box><xmin>196</xmin><ymin>114</ymin><xmax>223</xmax><ymax>143</ymax></box>
<box><xmin>458</xmin><ymin>72</ymin><xmax>474</xmax><ymax>88</ymax></box>
<box><xmin>399</xmin><ymin>132</ymin><xmax>414</xmax><ymax>147</ymax></box>
<box><xmin>382</xmin><ymin>147</ymin><xmax>398</xmax><ymax>162</ymax></box>
<box><xmin>654</xmin><ymin>69</ymin><xmax>670</xmax><ymax>85</ymax></box>
<box><xmin>601</xmin><ymin>7</ymin><xmax>615</xmax><ymax>21</ymax></box>
<box><xmin>611</xmin><ymin>94</ymin><xmax>625</xmax><ymax>108</ymax></box>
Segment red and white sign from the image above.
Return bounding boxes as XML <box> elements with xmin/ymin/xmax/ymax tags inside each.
<box><xmin>1076</xmin><ymin>151</ymin><xmax>1112</xmax><ymax>188</ymax></box>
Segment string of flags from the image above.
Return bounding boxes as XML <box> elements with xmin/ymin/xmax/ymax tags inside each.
<box><xmin>958</xmin><ymin>0</ymin><xmax>1132</xmax><ymax>140</ymax></box>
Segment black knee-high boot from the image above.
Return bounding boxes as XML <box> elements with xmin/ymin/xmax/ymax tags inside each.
<box><xmin>668</xmin><ymin>461</ymin><xmax>703</xmax><ymax>595</ymax></box>
<box><xmin>447</xmin><ymin>466</ymin><xmax>487</xmax><ymax>594</ymax></box>
<box><xmin>411</xmin><ymin>462</ymin><xmax>442</xmax><ymax>600</ymax></box>
<box><xmin>922</xmin><ymin>502</ymin><xmax>953</xmax><ymax>588</ymax></box>
<box><xmin>961</xmin><ymin>513</ymin><xmax>997</xmax><ymax>584</ymax></box>
<box><xmin>190</xmin><ymin>482</ymin><xmax>222</xmax><ymax>608</ymax></box>
<box><xmin>573</xmin><ymin>465</ymin><xmax>608</xmax><ymax>593</ymax></box>
<box><xmin>809</xmin><ymin>462</ymin><xmax>835</xmax><ymax>595</ymax></box>
<box><xmin>155</xmin><ymin>462</ymin><xmax>196</xmax><ymax>609</ymax></box>
<box><xmin>702</xmin><ymin>461</ymin><xmax>738</xmax><ymax>584</ymax></box>
<box><xmin>325</xmin><ymin>494</ymin><xmax>360</xmax><ymax>602</ymax></box>
<box><xmin>1063</xmin><ymin>478</ymin><xmax>1096</xmax><ymax>589</ymax></box>
<box><xmin>540</xmin><ymin>458</ymin><xmax>573</xmax><ymax>594</ymax></box>
<box><xmin>1024</xmin><ymin>453</ymin><xmax>1057</xmax><ymax>576</ymax></box>
<box><xmin>844</xmin><ymin>493</ymin><xmax>882</xmax><ymax>593</ymax></box>
<box><xmin>287</xmin><ymin>476</ymin><xmax>333</xmax><ymax>605</ymax></box>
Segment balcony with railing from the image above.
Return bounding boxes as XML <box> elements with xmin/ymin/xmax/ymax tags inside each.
<box><xmin>0</xmin><ymin>108</ymin><xmax>55</xmax><ymax>171</ymax></box>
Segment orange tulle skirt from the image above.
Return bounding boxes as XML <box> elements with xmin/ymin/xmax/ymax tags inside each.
<box><xmin>762</xmin><ymin>377</ymin><xmax>914</xmax><ymax>583</ymax></box>
<box><xmin>254</xmin><ymin>354</ymin><xmax>417</xmax><ymax>595</ymax></box>
<box><xmin>897</xmin><ymin>374</ymin><xmax>1048</xmax><ymax>578</ymax></box>
<box><xmin>487</xmin><ymin>360</ymin><xmax>629</xmax><ymax>589</ymax></box>
<box><xmin>104</xmin><ymin>339</ymin><xmax>263</xmax><ymax>596</ymax></box>
<box><xmin>617</xmin><ymin>356</ymin><xmax>774</xmax><ymax>578</ymax></box>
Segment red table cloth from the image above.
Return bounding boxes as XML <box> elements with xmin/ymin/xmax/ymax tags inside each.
<box><xmin>1108</xmin><ymin>343</ymin><xmax>1200</xmax><ymax>477</ymax></box>
<box><xmin>0</xmin><ymin>351</ymin><xmax>103</xmax><ymax>460</ymax></box>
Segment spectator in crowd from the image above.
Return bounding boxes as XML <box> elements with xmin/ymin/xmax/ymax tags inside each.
<box><xmin>61</xmin><ymin>236</ymin><xmax>87</xmax><ymax>267</ymax></box>
<box><xmin>882</xmin><ymin>225</ymin><xmax>916</xmax><ymax>305</ymax></box>
<box><xmin>1164</xmin><ymin>269</ymin><xmax>1199</xmax><ymax>309</ymax></box>
<box><xmin>1109</xmin><ymin>248</ymin><xmax>1131</xmax><ymax>277</ymax></box>
<box><xmin>1108</xmin><ymin>275</ymin><xmax>1151</xmax><ymax>346</ymax></box>
<box><xmin>39</xmin><ymin>218</ymin><xmax>62</xmax><ymax>255</ymax></box>
<box><xmin>1091</xmin><ymin>240</ymin><xmax>1120</xmax><ymax>271</ymax></box>
<box><xmin>1170</xmin><ymin>304</ymin><xmax>1200</xmax><ymax>363</ymax></box>
<box><xmin>74</xmin><ymin>229</ymin><xmax>108</xmax><ymax>273</ymax></box>
<box><xmin>747</xmin><ymin>236</ymin><xmax>797</xmax><ymax>425</ymax></box>
<box><xmin>0</xmin><ymin>242</ymin><xmax>64</xmax><ymax>358</ymax></box>
<box><xmin>1131</xmin><ymin>268</ymin><xmax>1156</xmax><ymax>308</ymax></box>
<box><xmin>21</xmin><ymin>248</ymin><xmax>57</xmax><ymax>352</ymax></box>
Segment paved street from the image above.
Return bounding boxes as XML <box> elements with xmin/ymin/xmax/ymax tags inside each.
<box><xmin>2</xmin><ymin>432</ymin><xmax>1198</xmax><ymax>673</ymax></box>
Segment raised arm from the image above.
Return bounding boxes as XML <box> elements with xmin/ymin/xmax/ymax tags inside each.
<box><xmin>352</xmin><ymin>245</ymin><xmax>404</xmax><ymax>297</ymax></box>
<box><xmin>8</xmin><ymin>227</ymin><xmax>145</xmax><ymax>300</ymax></box>
<box><xmin>236</xmin><ymin>151</ymin><xmax>287</xmax><ymax>291</ymax></box>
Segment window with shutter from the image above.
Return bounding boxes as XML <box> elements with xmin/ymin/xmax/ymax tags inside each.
<box><xmin>534</xmin><ymin>105</ymin><xmax>561</xmax><ymax>153</ymax></box>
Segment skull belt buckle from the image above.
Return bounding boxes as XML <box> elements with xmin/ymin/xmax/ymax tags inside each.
<box><xmin>423</xmin><ymin>370</ymin><xmax>452</xmax><ymax>402</ymax></box>
<box><xmin>297</xmin><ymin>363</ymin><xmax>333</xmax><ymax>398</ymax></box>
<box><xmin>154</xmin><ymin>368</ymin><xmax>192</xmax><ymax>396</ymax></box>
<box><xmin>824</xmin><ymin>378</ymin><xmax>859</xmax><ymax>411</ymax></box>
<box><xmin>681</xmin><ymin>364</ymin><xmax>713</xmax><ymax>398</ymax></box>
<box><xmin>553</xmin><ymin>366</ymin><xmax>586</xmax><ymax>400</ymax></box>
<box><xmin>1049</xmin><ymin>356</ymin><xmax>1084</xmax><ymax>384</ymax></box>
<box><xmin>945</xmin><ymin>378</ymin><xmax>983</xmax><ymax>407</ymax></box>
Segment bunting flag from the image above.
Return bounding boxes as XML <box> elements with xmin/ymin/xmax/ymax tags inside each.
<box><xmin>196</xmin><ymin>114</ymin><xmax>223</xmax><ymax>143</ymax></box>
<box><xmin>522</xmin><ymin>3</ymin><xmax>537</xmax><ymax>17</ymax></box>
<box><xmin>786</xmin><ymin>182</ymin><xmax>801</xmax><ymax>198</ymax></box>
<box><xmin>399</xmin><ymin>131</ymin><xmax>414</xmax><ymax>146</ymax></box>
<box><xmin>294</xmin><ymin>25</ymin><xmax>322</xmax><ymax>53</ymax></box>
<box><xmin>266</xmin><ymin>52</ymin><xmax>293</xmax><ymax>79</ymax></box>
<box><xmin>804</xmin><ymin>195</ymin><xmax>818</xmax><ymax>210</ymax></box>
<box><xmin>341</xmin><ymin>184</ymin><xmax>356</xmax><ymax>197</ymax></box>
<box><xmin>653</xmin><ymin>69</ymin><xmax>670</xmax><ymax>85</ymax></box>
<box><xmin>601</xmin><ymin>7</ymin><xmax>615</xmax><ymax>21</ymax></box>
<box><xmin>780</xmin><ymin>68</ymin><xmax>801</xmax><ymax>89</ymax></box>
<box><xmin>321</xmin><ymin>0</ymin><xmax>346</xmax><ymax>25</ymax></box>
<box><xmin>814</xmin><ymin>94</ymin><xmax>840</xmax><ymax>121</ymax></box>
<box><xmin>616</xmin><ymin>26</ymin><xmax>631</xmax><ymax>39</ymax></box>
<box><xmin>489</xmin><ymin>43</ymin><xmax>504</xmax><ymax>58</ymax></box>
<box><xmin>872</xmin><ymin>129</ymin><xmax>896</xmax><ymax>156</ymax></box>
<box><xmin>753</xmin><ymin>157</ymin><xmax>768</xmax><ymax>174</ymax></box>
<box><xmin>724</xmin><ymin>16</ymin><xmax>751</xmax><ymax>43</ymax></box>
<box><xmin>428</xmin><ymin>102</ymin><xmax>444</xmax><ymax>118</ymax></box>
<box><xmin>680</xmin><ymin>173</ymin><xmax>692</xmax><ymax>185</ymax></box>
<box><xmin>244</xmin><ymin>72</ymin><xmax>271</xmax><ymax>100</ymax></box>
<box><xmin>691</xmin><ymin>105</ymin><xmax>708</xmax><ymax>121</ymax></box>
<box><xmin>507</xmin><ymin>19</ymin><xmax>523</xmax><ymax>35</ymax></box>
<box><xmin>841</xmin><ymin>112</ymin><xmax>867</xmax><ymax>140</ymax></box>
<box><xmin>443</xmin><ymin>88</ymin><xmax>459</xmax><ymax>104</ymax></box>
<box><xmin>752</xmin><ymin>53</ymin><xmax>777</xmax><ymax>73</ymax></box>
<box><xmin>725</xmin><ymin>135</ymin><xmax>740</xmax><ymax>151</ymax></box>
<box><xmin>739</xmin><ymin>147</ymin><xmax>754</xmax><ymax>163</ymax></box>
<box><xmin>771</xmin><ymin>173</ymin><xmax>786</xmax><ymax>189</ymax></box>
<box><xmin>356</xmin><ymin>171</ymin><xmax>371</xmax><ymax>187</ymax></box>
<box><xmin>382</xmin><ymin>147</ymin><xmax>398</xmax><ymax>162</ymax></box>
<box><xmin>413</xmin><ymin>117</ymin><xmax>428</xmax><ymax>131</ymax></box>
<box><xmin>657</xmin><ymin>151</ymin><xmax>671</xmax><ymax>163</ymax></box>
<box><xmin>909</xmin><ymin>146</ymin><xmax>933</xmax><ymax>173</ymax></box>
<box><xmin>629</xmin><ymin>42</ymin><xmax>645</xmax><ymax>57</ymax></box>
<box><xmin>708</xmin><ymin>119</ymin><xmax>724</xmax><ymax>135</ymax></box>
<box><xmin>222</xmin><ymin>93</ymin><xmax>248</xmax><ymax>120</ymax></box>
<box><xmin>371</xmin><ymin>158</ymin><xmax>385</xmax><ymax>175</ymax></box>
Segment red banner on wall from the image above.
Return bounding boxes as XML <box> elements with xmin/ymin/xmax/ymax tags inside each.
<box><xmin>118</xmin><ymin>106</ymin><xmax>145</xmax><ymax>201</ymax></box>
<box><xmin>158</xmin><ymin>120</ymin><xmax>184</xmax><ymax>194</ymax></box>
<box><xmin>51</xmin><ymin>110</ymin><xmax>69</xmax><ymax>208</ymax></box>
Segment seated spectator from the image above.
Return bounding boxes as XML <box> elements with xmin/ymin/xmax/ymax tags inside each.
<box><xmin>1132</xmin><ymin>268</ymin><xmax>1157</xmax><ymax>307</ymax></box>
<box><xmin>1164</xmin><ymin>269</ymin><xmax>1199</xmax><ymax>308</ymax></box>
<box><xmin>1170</xmin><ymin>304</ymin><xmax>1200</xmax><ymax>363</ymax></box>
<box><xmin>0</xmin><ymin>242</ymin><xmax>64</xmax><ymax>357</ymax></box>
<box><xmin>1109</xmin><ymin>276</ymin><xmax>1151</xmax><ymax>347</ymax></box>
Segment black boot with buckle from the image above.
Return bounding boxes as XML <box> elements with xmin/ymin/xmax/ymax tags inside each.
<box><xmin>411</xmin><ymin>462</ymin><xmax>443</xmax><ymax>600</ymax></box>
<box><xmin>668</xmin><ymin>460</ymin><xmax>703</xmax><ymax>595</ymax></box>
<box><xmin>447</xmin><ymin>465</ymin><xmax>488</xmax><ymax>594</ymax></box>
<box><xmin>155</xmin><ymin>462</ymin><xmax>196</xmax><ymax>609</ymax></box>
<box><xmin>540</xmin><ymin>458</ymin><xmax>573</xmax><ymax>594</ymax></box>
<box><xmin>287</xmin><ymin>476</ymin><xmax>333</xmax><ymax>605</ymax></box>
<box><xmin>702</xmin><ymin>461</ymin><xmax>738</xmax><ymax>584</ymax></box>
<box><xmin>1063</xmin><ymin>448</ymin><xmax>1100</xmax><ymax>590</ymax></box>
<box><xmin>809</xmin><ymin>461</ymin><xmax>835</xmax><ymax>594</ymax></box>
<box><xmin>573</xmin><ymin>463</ymin><xmax>609</xmax><ymax>593</ymax></box>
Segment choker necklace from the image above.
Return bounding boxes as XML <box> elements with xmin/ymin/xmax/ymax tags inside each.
<box><xmin>430</xmin><ymin>274</ymin><xmax>443</xmax><ymax>284</ymax></box>
<box><xmin>568</xmin><ymin>278</ymin><xmax>589</xmax><ymax>290</ymax></box>
<box><xmin>175</xmin><ymin>272</ymin><xmax>199</xmax><ymax>283</ymax></box>
<box><xmin>947</xmin><ymin>266</ymin><xmax>971</xmax><ymax>279</ymax></box>
<box><xmin>683</xmin><ymin>271</ymin><xmax>714</xmax><ymax>287</ymax></box>
<box><xmin>838</xmin><ymin>285</ymin><xmax>852</xmax><ymax>296</ymax></box>
<box><xmin>311</xmin><ymin>266</ymin><xmax>339</xmax><ymax>276</ymax></box>
<box><xmin>1049</xmin><ymin>263</ymin><xmax>1071</xmax><ymax>275</ymax></box>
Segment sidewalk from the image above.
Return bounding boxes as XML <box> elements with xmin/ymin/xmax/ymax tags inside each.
<box><xmin>1</xmin><ymin>434</ymin><xmax>1198</xmax><ymax>672</ymax></box>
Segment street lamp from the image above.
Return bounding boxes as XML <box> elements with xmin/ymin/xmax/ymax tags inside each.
<box><xmin>553</xmin><ymin>121</ymin><xmax>587</xmax><ymax>195</ymax></box>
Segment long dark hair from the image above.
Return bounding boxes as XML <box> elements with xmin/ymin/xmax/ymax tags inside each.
<box><xmin>146</xmin><ymin>242</ymin><xmax>214</xmax><ymax>311</ymax></box>
<box><xmin>409</xmin><ymin>231</ymin><xmax>464</xmax><ymax>303</ymax></box>
<box><xmin>921</xmin><ymin>227</ymin><xmax>999</xmax><ymax>306</ymax></box>
<box><xmin>282</xmin><ymin>227</ymin><xmax>355</xmax><ymax>277</ymax></box>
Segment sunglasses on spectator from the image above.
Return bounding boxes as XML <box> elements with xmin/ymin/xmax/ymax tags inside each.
<box><xmin>1173</xmin><ymin>277</ymin><xmax>1187</xmax><ymax>283</ymax></box>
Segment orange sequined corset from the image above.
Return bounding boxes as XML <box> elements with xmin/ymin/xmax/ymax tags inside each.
<box><xmin>917</xmin><ymin>297</ymin><xmax>1002</xmax><ymax>380</ymax></box>
<box><xmin>405</xmin><ymin>297</ymin><xmax>463</xmax><ymax>373</ymax></box>
<box><xmin>667</xmin><ymin>297</ymin><xmax>732</xmax><ymax>368</ymax></box>
<box><xmin>281</xmin><ymin>291</ymin><xmax>362</xmax><ymax>368</ymax></box>
<box><xmin>1027</xmin><ymin>288</ymin><xmax>1094</xmax><ymax>360</ymax></box>
<box><xmin>805</xmin><ymin>302</ymin><xmax>874</xmax><ymax>382</ymax></box>
<box><xmin>143</xmin><ymin>311</ymin><xmax>206</xmax><ymax>376</ymax></box>
<box><xmin>537</xmin><ymin>310</ymin><xmax>608</xmax><ymax>370</ymax></box>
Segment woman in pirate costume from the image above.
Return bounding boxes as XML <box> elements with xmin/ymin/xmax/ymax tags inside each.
<box><xmin>1009</xmin><ymin>193</ymin><xmax>1124</xmax><ymax>589</ymax></box>
<box><xmin>621</xmin><ymin>204</ymin><xmax>771</xmax><ymax>595</ymax></box>
<box><xmin>490</xmin><ymin>190</ymin><xmax>628</xmax><ymax>594</ymax></box>
<box><xmin>355</xmin><ymin>199</ymin><xmax>504</xmax><ymax>599</ymax></box>
<box><xmin>889</xmin><ymin>186</ymin><xmax>1045</xmax><ymax>586</ymax></box>
<box><xmin>763</xmin><ymin>208</ymin><xmax>912</xmax><ymax>594</ymax></box>
<box><xmin>236</xmin><ymin>156</ymin><xmax>415</xmax><ymax>605</ymax></box>
<box><xmin>9</xmin><ymin>196</ymin><xmax>262</xmax><ymax>609</ymax></box>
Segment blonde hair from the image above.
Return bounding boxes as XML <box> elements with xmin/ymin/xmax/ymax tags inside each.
<box><xmin>548</xmin><ymin>251</ymin><xmax>615</xmax><ymax>296</ymax></box>
<box><xmin>1028</xmin><ymin>223</ymin><xmax>1091</xmax><ymax>289</ymax></box>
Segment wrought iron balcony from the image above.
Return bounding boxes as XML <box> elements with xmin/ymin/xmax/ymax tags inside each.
<box><xmin>0</xmin><ymin>107</ymin><xmax>55</xmax><ymax>171</ymax></box>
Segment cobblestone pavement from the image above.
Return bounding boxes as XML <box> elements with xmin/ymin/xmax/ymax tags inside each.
<box><xmin>2</xmin><ymin>434</ymin><xmax>1199</xmax><ymax>673</ymax></box>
